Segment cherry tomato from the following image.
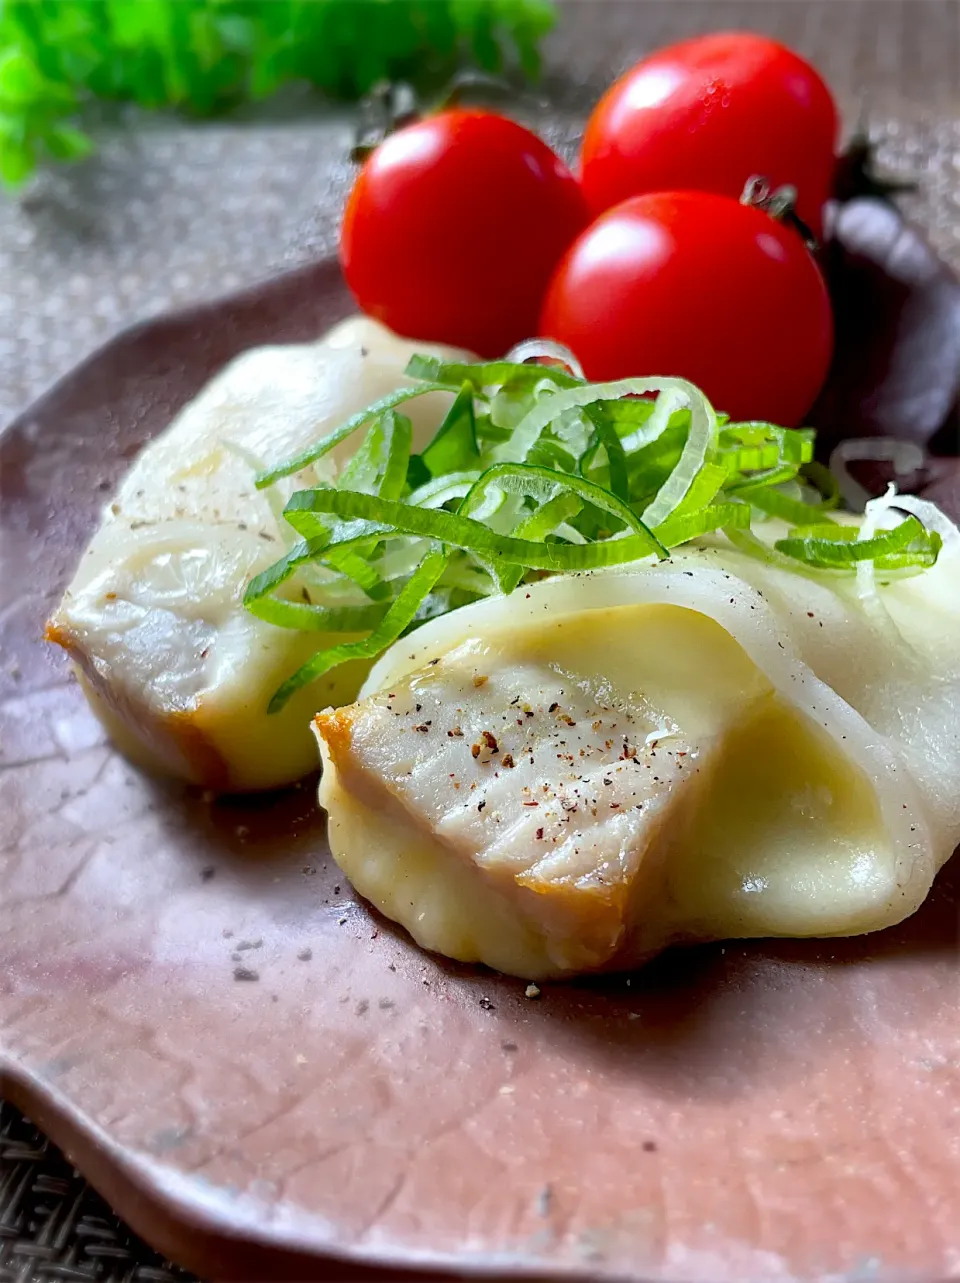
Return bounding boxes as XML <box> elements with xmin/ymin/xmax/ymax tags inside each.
<box><xmin>539</xmin><ymin>190</ymin><xmax>834</xmax><ymax>425</ymax></box>
<box><xmin>340</xmin><ymin>110</ymin><xmax>589</xmax><ymax>357</ymax></box>
<box><xmin>580</xmin><ymin>33</ymin><xmax>838</xmax><ymax>235</ymax></box>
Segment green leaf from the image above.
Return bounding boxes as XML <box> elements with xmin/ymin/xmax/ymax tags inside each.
<box><xmin>215</xmin><ymin>14</ymin><xmax>258</xmax><ymax>56</ymax></box>
<box><xmin>0</xmin><ymin>112</ymin><xmax>26</xmax><ymax>145</ymax></box>
<box><xmin>44</xmin><ymin>123</ymin><xmax>94</xmax><ymax>161</ymax></box>
<box><xmin>0</xmin><ymin>0</ymin><xmax>557</xmax><ymax>188</ymax></box>
<box><xmin>0</xmin><ymin>137</ymin><xmax>35</xmax><ymax>186</ymax></box>
<box><xmin>420</xmin><ymin>382</ymin><xmax>480</xmax><ymax>478</ymax></box>
<box><xmin>0</xmin><ymin>49</ymin><xmax>45</xmax><ymax>105</ymax></box>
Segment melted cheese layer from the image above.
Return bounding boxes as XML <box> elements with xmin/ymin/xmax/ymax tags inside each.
<box><xmin>316</xmin><ymin>572</ymin><xmax>927</xmax><ymax>978</ymax></box>
<box><xmin>47</xmin><ymin>316</ymin><xmax>469</xmax><ymax>791</ymax></box>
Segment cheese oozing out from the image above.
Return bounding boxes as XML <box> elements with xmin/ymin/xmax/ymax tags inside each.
<box><xmin>46</xmin><ymin>316</ymin><xmax>470</xmax><ymax>792</ymax></box>
<box><xmin>315</xmin><ymin>531</ymin><xmax>960</xmax><ymax>979</ymax></box>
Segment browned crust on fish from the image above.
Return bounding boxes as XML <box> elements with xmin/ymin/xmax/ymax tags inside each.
<box><xmin>313</xmin><ymin>706</ymin><xmax>354</xmax><ymax>765</ymax></box>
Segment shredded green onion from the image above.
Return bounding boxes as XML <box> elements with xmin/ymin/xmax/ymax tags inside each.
<box><xmin>265</xmin><ymin>549</ymin><xmax>450</xmax><ymax>713</ymax></box>
<box><xmin>283</xmin><ymin>484</ymin><xmax>667</xmax><ymax>571</ymax></box>
<box><xmin>776</xmin><ymin>516</ymin><xmax>941</xmax><ymax>570</ymax></box>
<box><xmin>254</xmin><ymin>382</ymin><xmax>453</xmax><ymax>489</ymax></box>
<box><xmin>242</xmin><ymin>353</ymin><xmax>943</xmax><ymax>710</ymax></box>
<box><xmin>405</xmin><ymin>355</ymin><xmax>582</xmax><ymax>392</ymax></box>
<box><xmin>417</xmin><ymin>383</ymin><xmax>479</xmax><ymax>479</ymax></box>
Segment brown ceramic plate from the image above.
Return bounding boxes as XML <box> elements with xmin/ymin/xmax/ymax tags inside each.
<box><xmin>2</xmin><ymin>259</ymin><xmax>959</xmax><ymax>1283</ymax></box>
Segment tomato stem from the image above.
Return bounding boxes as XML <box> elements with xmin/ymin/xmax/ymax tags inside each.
<box><xmin>741</xmin><ymin>175</ymin><xmax>818</xmax><ymax>251</ymax></box>
<box><xmin>350</xmin><ymin>80</ymin><xmax>419</xmax><ymax>163</ymax></box>
<box><xmin>834</xmin><ymin>133</ymin><xmax>918</xmax><ymax>206</ymax></box>
<box><xmin>435</xmin><ymin>68</ymin><xmax>548</xmax><ymax>113</ymax></box>
<box><xmin>349</xmin><ymin>71</ymin><xmax>547</xmax><ymax>164</ymax></box>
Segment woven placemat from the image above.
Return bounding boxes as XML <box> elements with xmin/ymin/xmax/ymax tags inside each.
<box><xmin>0</xmin><ymin>1102</ymin><xmax>195</xmax><ymax>1283</ymax></box>
<box><xmin>3</xmin><ymin>2</ymin><xmax>959</xmax><ymax>1277</ymax></box>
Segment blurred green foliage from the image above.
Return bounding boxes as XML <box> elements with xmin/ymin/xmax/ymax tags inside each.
<box><xmin>0</xmin><ymin>0</ymin><xmax>556</xmax><ymax>188</ymax></box>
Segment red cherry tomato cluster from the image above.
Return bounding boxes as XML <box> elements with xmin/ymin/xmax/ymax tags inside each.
<box><xmin>340</xmin><ymin>32</ymin><xmax>839</xmax><ymax>425</ymax></box>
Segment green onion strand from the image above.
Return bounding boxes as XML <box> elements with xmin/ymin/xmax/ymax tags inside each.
<box><xmin>775</xmin><ymin>516</ymin><xmax>937</xmax><ymax>567</ymax></box>
<box><xmin>267</xmin><ymin>549</ymin><xmax>450</xmax><ymax>712</ymax></box>
<box><xmin>254</xmin><ymin>382</ymin><xmax>452</xmax><ymax>489</ymax></box>
<box><xmin>405</xmin><ymin>354</ymin><xmax>583</xmax><ymax>391</ymax></box>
